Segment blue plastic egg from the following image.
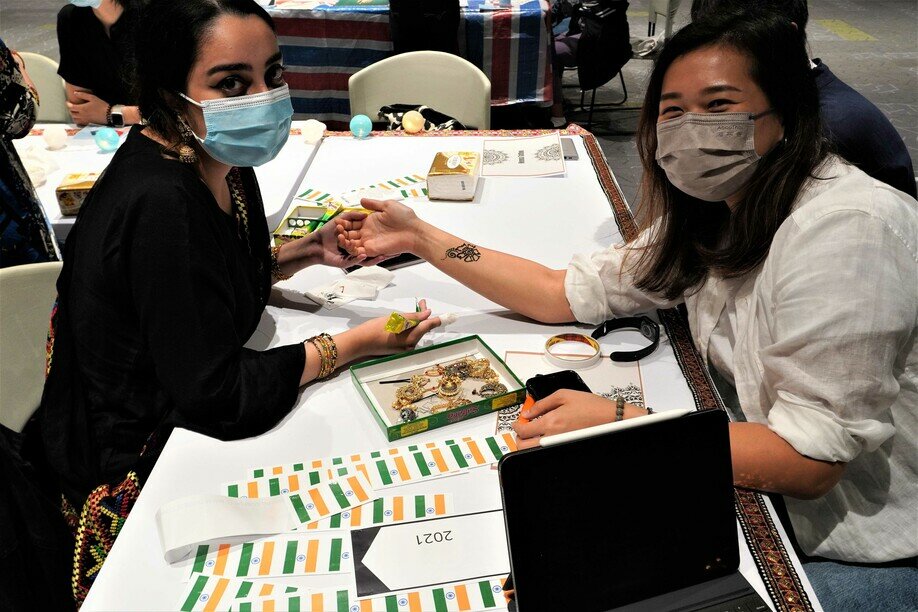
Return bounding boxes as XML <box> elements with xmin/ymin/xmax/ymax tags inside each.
<box><xmin>349</xmin><ymin>114</ymin><xmax>372</xmax><ymax>139</ymax></box>
<box><xmin>94</xmin><ymin>127</ymin><xmax>121</xmax><ymax>153</ymax></box>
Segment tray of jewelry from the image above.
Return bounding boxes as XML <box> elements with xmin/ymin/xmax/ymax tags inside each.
<box><xmin>350</xmin><ymin>336</ymin><xmax>526</xmax><ymax>441</ymax></box>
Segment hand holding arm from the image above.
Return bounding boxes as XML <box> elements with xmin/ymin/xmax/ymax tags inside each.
<box><xmin>66</xmin><ymin>88</ymin><xmax>109</xmax><ymax>125</ymax></box>
<box><xmin>65</xmin><ymin>85</ymin><xmax>141</xmax><ymax>126</ymax></box>
<box><xmin>337</xmin><ymin>198</ymin><xmax>576</xmax><ymax>323</ymax></box>
<box><xmin>274</xmin><ymin>211</ymin><xmax>370</xmax><ymax>278</ymax></box>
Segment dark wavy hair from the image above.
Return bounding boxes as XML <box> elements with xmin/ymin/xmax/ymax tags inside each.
<box><xmin>631</xmin><ymin>7</ymin><xmax>828</xmax><ymax>300</ymax></box>
<box><xmin>134</xmin><ymin>0</ymin><xmax>275</xmax><ymax>148</ymax></box>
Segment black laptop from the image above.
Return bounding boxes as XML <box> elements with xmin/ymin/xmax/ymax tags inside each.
<box><xmin>497</xmin><ymin>409</ymin><xmax>770</xmax><ymax>612</ymax></box>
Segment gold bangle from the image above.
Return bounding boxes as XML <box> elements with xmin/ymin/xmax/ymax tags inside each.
<box><xmin>271</xmin><ymin>245</ymin><xmax>291</xmax><ymax>281</ymax></box>
<box><xmin>307</xmin><ymin>333</ymin><xmax>337</xmax><ymax>379</ymax></box>
<box><xmin>307</xmin><ymin>336</ymin><xmax>330</xmax><ymax>379</ymax></box>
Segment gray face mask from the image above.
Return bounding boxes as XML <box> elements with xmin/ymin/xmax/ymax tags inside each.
<box><xmin>655</xmin><ymin>110</ymin><xmax>775</xmax><ymax>202</ymax></box>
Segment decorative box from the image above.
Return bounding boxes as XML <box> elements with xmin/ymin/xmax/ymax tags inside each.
<box><xmin>351</xmin><ymin>336</ymin><xmax>525</xmax><ymax>441</ymax></box>
<box><xmin>426</xmin><ymin>151</ymin><xmax>481</xmax><ymax>201</ymax></box>
<box><xmin>55</xmin><ymin>172</ymin><xmax>98</xmax><ymax>216</ymax></box>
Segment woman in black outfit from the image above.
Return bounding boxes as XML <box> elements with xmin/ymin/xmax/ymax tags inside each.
<box><xmin>57</xmin><ymin>0</ymin><xmax>143</xmax><ymax>126</ymax></box>
<box><xmin>36</xmin><ymin>0</ymin><xmax>439</xmax><ymax>510</ymax></box>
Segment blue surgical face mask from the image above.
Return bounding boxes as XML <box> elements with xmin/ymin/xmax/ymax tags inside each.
<box><xmin>70</xmin><ymin>0</ymin><xmax>103</xmax><ymax>7</ymax></box>
<box><xmin>179</xmin><ymin>84</ymin><xmax>294</xmax><ymax>167</ymax></box>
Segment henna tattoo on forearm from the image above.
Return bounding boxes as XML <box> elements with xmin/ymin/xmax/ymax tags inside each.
<box><xmin>443</xmin><ymin>243</ymin><xmax>481</xmax><ymax>263</ymax></box>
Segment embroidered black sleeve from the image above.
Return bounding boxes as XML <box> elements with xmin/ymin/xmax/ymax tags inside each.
<box><xmin>444</xmin><ymin>243</ymin><xmax>481</xmax><ymax>262</ymax></box>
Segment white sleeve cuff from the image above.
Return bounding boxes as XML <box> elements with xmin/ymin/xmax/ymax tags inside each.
<box><xmin>767</xmin><ymin>391</ymin><xmax>896</xmax><ymax>463</ymax></box>
<box><xmin>564</xmin><ymin>252</ymin><xmax>613</xmax><ymax>325</ymax></box>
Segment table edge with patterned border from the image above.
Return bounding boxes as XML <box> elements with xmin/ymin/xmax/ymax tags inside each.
<box><xmin>322</xmin><ymin>124</ymin><xmax>815</xmax><ymax>612</ymax></box>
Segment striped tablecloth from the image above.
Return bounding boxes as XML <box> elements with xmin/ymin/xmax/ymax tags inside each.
<box><xmin>270</xmin><ymin>0</ymin><xmax>552</xmax><ymax>128</ymax></box>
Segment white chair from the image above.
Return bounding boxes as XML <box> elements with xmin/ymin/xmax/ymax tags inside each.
<box><xmin>19</xmin><ymin>52</ymin><xmax>71</xmax><ymax>124</ymax></box>
<box><xmin>349</xmin><ymin>51</ymin><xmax>491</xmax><ymax>130</ymax></box>
<box><xmin>0</xmin><ymin>261</ymin><xmax>62</xmax><ymax>433</ymax></box>
<box><xmin>647</xmin><ymin>0</ymin><xmax>682</xmax><ymax>39</ymax></box>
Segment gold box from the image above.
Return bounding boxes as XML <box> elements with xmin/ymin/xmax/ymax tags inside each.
<box><xmin>426</xmin><ymin>151</ymin><xmax>481</xmax><ymax>201</ymax></box>
<box><xmin>55</xmin><ymin>172</ymin><xmax>98</xmax><ymax>216</ymax></box>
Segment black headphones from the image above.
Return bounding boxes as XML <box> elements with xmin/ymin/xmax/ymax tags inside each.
<box><xmin>590</xmin><ymin>315</ymin><xmax>660</xmax><ymax>362</ymax></box>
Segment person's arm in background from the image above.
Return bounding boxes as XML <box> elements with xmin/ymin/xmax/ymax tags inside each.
<box><xmin>1</xmin><ymin>44</ymin><xmax>38</xmax><ymax>138</ymax></box>
<box><xmin>65</xmin><ymin>82</ymin><xmax>141</xmax><ymax>126</ymax></box>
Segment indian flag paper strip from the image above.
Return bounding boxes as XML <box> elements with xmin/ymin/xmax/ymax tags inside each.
<box><xmin>294</xmin><ymin>188</ymin><xmax>338</xmax><ymax>204</ymax></box>
<box><xmin>446</xmin><ymin>433</ymin><xmax>517</xmax><ymax>469</ymax></box>
<box><xmin>248</xmin><ymin>434</ymin><xmax>509</xmax><ymax>484</ymax></box>
<box><xmin>285</xmin><ymin>473</ymin><xmax>375</xmax><ymax>523</ymax></box>
<box><xmin>235</xmin><ymin>589</ymin><xmax>352</xmax><ymax>612</ymax></box>
<box><xmin>327</xmin><ymin>445</ymin><xmax>466</xmax><ymax>491</ymax></box>
<box><xmin>380</xmin><ymin>174</ymin><xmax>426</xmax><ymax>189</ymax></box>
<box><xmin>251</xmin><ymin>447</ymin><xmax>405</xmax><ymax>480</ymax></box>
<box><xmin>225</xmin><ymin>469</ymin><xmax>329</xmax><ymax>498</ymax></box>
<box><xmin>191</xmin><ymin>534</ymin><xmax>352</xmax><ymax>579</ymax></box>
<box><xmin>177</xmin><ymin>575</ymin><xmax>300</xmax><ymax>612</ymax></box>
<box><xmin>304</xmin><ymin>494</ymin><xmax>453</xmax><ymax>530</ymax></box>
<box><xmin>398</xmin><ymin>186</ymin><xmax>429</xmax><ymax>199</ymax></box>
<box><xmin>352</xmin><ymin>577</ymin><xmax>509</xmax><ymax>612</ymax></box>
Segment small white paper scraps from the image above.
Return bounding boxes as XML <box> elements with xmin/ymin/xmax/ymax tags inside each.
<box><xmin>304</xmin><ymin>266</ymin><xmax>394</xmax><ymax>309</ymax></box>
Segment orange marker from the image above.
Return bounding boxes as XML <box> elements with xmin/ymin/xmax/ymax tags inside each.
<box><xmin>515</xmin><ymin>394</ymin><xmax>536</xmax><ymax>425</ymax></box>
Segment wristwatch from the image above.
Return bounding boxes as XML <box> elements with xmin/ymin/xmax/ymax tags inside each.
<box><xmin>591</xmin><ymin>315</ymin><xmax>661</xmax><ymax>362</ymax></box>
<box><xmin>108</xmin><ymin>104</ymin><xmax>125</xmax><ymax>128</ymax></box>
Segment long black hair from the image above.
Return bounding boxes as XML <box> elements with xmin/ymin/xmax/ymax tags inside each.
<box><xmin>632</xmin><ymin>7</ymin><xmax>828</xmax><ymax>300</ymax></box>
<box><xmin>134</xmin><ymin>0</ymin><xmax>275</xmax><ymax>148</ymax></box>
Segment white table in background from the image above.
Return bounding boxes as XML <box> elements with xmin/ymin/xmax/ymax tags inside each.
<box><xmin>13</xmin><ymin>121</ymin><xmax>318</xmax><ymax>243</ymax></box>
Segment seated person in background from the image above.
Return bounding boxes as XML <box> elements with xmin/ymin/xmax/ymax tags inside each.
<box><xmin>389</xmin><ymin>0</ymin><xmax>460</xmax><ymax>56</ymax></box>
<box><xmin>549</xmin><ymin>0</ymin><xmax>631</xmax><ymax>127</ymax></box>
<box><xmin>34</xmin><ymin>0</ymin><xmax>440</xmax><ymax>544</ymax></box>
<box><xmin>0</xmin><ymin>39</ymin><xmax>60</xmax><ymax>266</ymax></box>
<box><xmin>57</xmin><ymin>0</ymin><xmax>142</xmax><ymax>127</ymax></box>
<box><xmin>338</xmin><ymin>9</ymin><xmax>917</xmax><ymax>608</ymax></box>
<box><xmin>692</xmin><ymin>0</ymin><xmax>916</xmax><ymax>198</ymax></box>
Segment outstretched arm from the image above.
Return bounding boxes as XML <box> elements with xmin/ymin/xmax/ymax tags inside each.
<box><xmin>514</xmin><ymin>391</ymin><xmax>845</xmax><ymax>499</ymax></box>
<box><xmin>337</xmin><ymin>199</ymin><xmax>576</xmax><ymax>323</ymax></box>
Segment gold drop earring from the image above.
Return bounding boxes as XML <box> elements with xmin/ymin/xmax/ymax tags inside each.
<box><xmin>176</xmin><ymin>114</ymin><xmax>199</xmax><ymax>164</ymax></box>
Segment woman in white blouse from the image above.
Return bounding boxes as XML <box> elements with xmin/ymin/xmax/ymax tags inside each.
<box><xmin>338</xmin><ymin>8</ymin><xmax>917</xmax><ymax>605</ymax></box>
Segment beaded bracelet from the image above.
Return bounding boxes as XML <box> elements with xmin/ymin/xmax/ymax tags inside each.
<box><xmin>270</xmin><ymin>245</ymin><xmax>291</xmax><ymax>281</ymax></box>
<box><xmin>614</xmin><ymin>395</ymin><xmax>625</xmax><ymax>422</ymax></box>
<box><xmin>307</xmin><ymin>333</ymin><xmax>337</xmax><ymax>379</ymax></box>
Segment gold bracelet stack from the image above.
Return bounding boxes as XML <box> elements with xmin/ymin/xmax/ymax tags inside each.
<box><xmin>270</xmin><ymin>245</ymin><xmax>291</xmax><ymax>281</ymax></box>
<box><xmin>307</xmin><ymin>333</ymin><xmax>338</xmax><ymax>379</ymax></box>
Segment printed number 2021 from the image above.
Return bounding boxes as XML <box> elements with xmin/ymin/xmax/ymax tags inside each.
<box><xmin>416</xmin><ymin>531</ymin><xmax>453</xmax><ymax>545</ymax></box>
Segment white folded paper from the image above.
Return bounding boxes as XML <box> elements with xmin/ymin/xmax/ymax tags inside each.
<box><xmin>155</xmin><ymin>494</ymin><xmax>297</xmax><ymax>564</ymax></box>
<box><xmin>304</xmin><ymin>266</ymin><xmax>394</xmax><ymax>309</ymax></box>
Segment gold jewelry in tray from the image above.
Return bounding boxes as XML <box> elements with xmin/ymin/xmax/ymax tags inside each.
<box><xmin>389</xmin><ymin>355</ymin><xmax>502</xmax><ymax>422</ymax></box>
